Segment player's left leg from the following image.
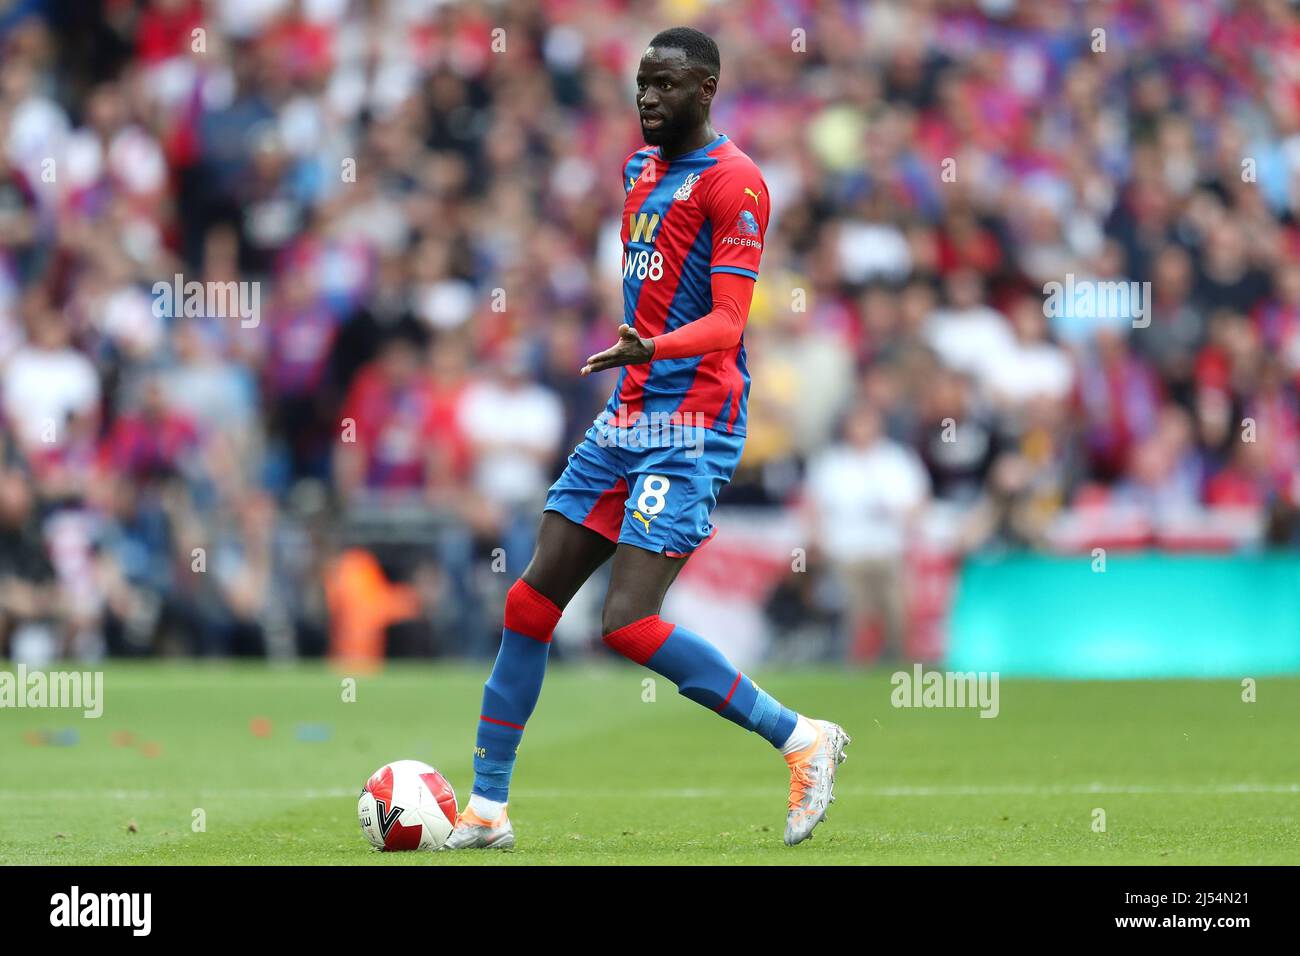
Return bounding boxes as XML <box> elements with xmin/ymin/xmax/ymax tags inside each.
<box><xmin>599</xmin><ymin>543</ymin><xmax>850</xmax><ymax>845</ymax></box>
<box><xmin>446</xmin><ymin>424</ymin><xmax>628</xmax><ymax>851</ymax></box>
<box><xmin>445</xmin><ymin>512</ymin><xmax>618</xmax><ymax>850</ymax></box>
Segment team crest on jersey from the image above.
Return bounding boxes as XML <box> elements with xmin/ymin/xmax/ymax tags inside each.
<box><xmin>736</xmin><ymin>209</ymin><xmax>759</xmax><ymax>236</ymax></box>
<box><xmin>673</xmin><ymin>173</ymin><xmax>700</xmax><ymax>201</ymax></box>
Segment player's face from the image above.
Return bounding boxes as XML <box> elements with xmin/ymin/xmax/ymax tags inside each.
<box><xmin>636</xmin><ymin>47</ymin><xmax>711</xmax><ymax>147</ymax></box>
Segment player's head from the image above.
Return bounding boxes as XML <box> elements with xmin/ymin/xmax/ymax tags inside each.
<box><xmin>636</xmin><ymin>27</ymin><xmax>720</xmax><ymax>148</ymax></box>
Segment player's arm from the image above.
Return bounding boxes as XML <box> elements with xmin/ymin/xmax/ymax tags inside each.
<box><xmin>581</xmin><ymin>164</ymin><xmax>769</xmax><ymax>375</ymax></box>
<box><xmin>579</xmin><ymin>272</ymin><xmax>754</xmax><ymax>374</ymax></box>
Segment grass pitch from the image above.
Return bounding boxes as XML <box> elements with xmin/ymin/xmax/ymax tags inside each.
<box><xmin>2</xmin><ymin>663</ymin><xmax>1298</xmax><ymax>865</ymax></box>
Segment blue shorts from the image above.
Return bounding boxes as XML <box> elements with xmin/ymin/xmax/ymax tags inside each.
<box><xmin>544</xmin><ymin>421</ymin><xmax>745</xmax><ymax>557</ymax></box>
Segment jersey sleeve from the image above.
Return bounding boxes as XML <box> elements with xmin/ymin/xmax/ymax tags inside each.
<box><xmin>650</xmin><ymin>271</ymin><xmax>755</xmax><ymax>360</ymax></box>
<box><xmin>705</xmin><ymin>161</ymin><xmax>770</xmax><ymax>281</ymax></box>
<box><xmin>621</xmin><ymin>149</ymin><xmax>647</xmax><ymax>195</ymax></box>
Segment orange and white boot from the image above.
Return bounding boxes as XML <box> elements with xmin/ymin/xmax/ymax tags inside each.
<box><xmin>783</xmin><ymin>719</ymin><xmax>851</xmax><ymax>846</ymax></box>
<box><xmin>442</xmin><ymin>803</ymin><xmax>515</xmax><ymax>850</ymax></box>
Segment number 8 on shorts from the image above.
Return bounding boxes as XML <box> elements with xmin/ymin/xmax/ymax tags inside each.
<box><xmin>637</xmin><ymin>475</ymin><xmax>671</xmax><ymax>517</ymax></box>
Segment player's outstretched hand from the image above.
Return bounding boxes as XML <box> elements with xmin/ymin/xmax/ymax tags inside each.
<box><xmin>581</xmin><ymin>324</ymin><xmax>656</xmax><ymax>375</ymax></box>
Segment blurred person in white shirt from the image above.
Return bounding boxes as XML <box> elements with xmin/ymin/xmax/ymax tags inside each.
<box><xmin>2</xmin><ymin>298</ymin><xmax>100</xmax><ymax>453</ymax></box>
<box><xmin>456</xmin><ymin>344</ymin><xmax>564</xmax><ymax>574</ymax></box>
<box><xmin>985</xmin><ymin>294</ymin><xmax>1075</xmax><ymax>408</ymax></box>
<box><xmin>805</xmin><ymin>404</ymin><xmax>930</xmax><ymax>662</ymax></box>
<box><xmin>924</xmin><ymin>268</ymin><xmax>1018</xmax><ymax>385</ymax></box>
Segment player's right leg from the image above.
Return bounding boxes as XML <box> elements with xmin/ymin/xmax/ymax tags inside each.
<box><xmin>595</xmin><ymin>433</ymin><xmax>851</xmax><ymax>846</ymax></box>
<box><xmin>446</xmin><ymin>432</ymin><xmax>623</xmax><ymax>850</ymax></box>
<box><xmin>599</xmin><ymin>542</ymin><xmax>850</xmax><ymax>846</ymax></box>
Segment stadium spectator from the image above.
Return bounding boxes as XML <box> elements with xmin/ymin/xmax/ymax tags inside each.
<box><xmin>0</xmin><ymin>466</ymin><xmax>60</xmax><ymax>662</ymax></box>
<box><xmin>805</xmin><ymin>405</ymin><xmax>930</xmax><ymax>661</ymax></box>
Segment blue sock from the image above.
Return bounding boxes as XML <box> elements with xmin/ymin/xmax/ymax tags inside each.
<box><xmin>472</xmin><ymin>580</ymin><xmax>561</xmax><ymax>803</ymax></box>
<box><xmin>603</xmin><ymin>616</ymin><xmax>798</xmax><ymax>748</ymax></box>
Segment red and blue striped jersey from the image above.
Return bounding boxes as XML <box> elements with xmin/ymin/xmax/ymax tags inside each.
<box><xmin>605</xmin><ymin>133</ymin><xmax>769</xmax><ymax>436</ymax></box>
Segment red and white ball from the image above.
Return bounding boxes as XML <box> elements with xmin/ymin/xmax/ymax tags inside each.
<box><xmin>358</xmin><ymin>760</ymin><xmax>458</xmax><ymax>851</ymax></box>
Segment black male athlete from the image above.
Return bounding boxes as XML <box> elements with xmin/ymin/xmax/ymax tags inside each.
<box><xmin>445</xmin><ymin>26</ymin><xmax>849</xmax><ymax>850</ymax></box>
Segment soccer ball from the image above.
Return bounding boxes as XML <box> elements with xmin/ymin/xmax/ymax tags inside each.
<box><xmin>358</xmin><ymin>760</ymin><xmax>458</xmax><ymax>851</ymax></box>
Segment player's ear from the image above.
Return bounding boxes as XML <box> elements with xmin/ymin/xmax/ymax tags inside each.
<box><xmin>699</xmin><ymin>73</ymin><xmax>717</xmax><ymax>107</ymax></box>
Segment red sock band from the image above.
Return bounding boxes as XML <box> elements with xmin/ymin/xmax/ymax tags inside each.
<box><xmin>503</xmin><ymin>579</ymin><xmax>563</xmax><ymax>643</ymax></box>
<box><xmin>603</xmin><ymin>615</ymin><xmax>674</xmax><ymax>665</ymax></box>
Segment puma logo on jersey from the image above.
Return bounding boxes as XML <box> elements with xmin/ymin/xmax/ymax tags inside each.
<box><xmin>744</xmin><ymin>187</ymin><xmax>761</xmax><ymax>204</ymax></box>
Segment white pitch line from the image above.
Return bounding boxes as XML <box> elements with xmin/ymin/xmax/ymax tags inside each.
<box><xmin>0</xmin><ymin>783</ymin><xmax>1298</xmax><ymax>801</ymax></box>
<box><xmin>523</xmin><ymin>783</ymin><xmax>1300</xmax><ymax>798</ymax></box>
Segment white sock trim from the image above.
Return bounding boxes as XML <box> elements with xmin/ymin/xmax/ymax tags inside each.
<box><xmin>780</xmin><ymin>715</ymin><xmax>818</xmax><ymax>756</ymax></box>
<box><xmin>468</xmin><ymin>793</ymin><xmax>506</xmax><ymax>820</ymax></box>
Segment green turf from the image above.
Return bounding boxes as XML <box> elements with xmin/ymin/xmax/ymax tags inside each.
<box><xmin>1</xmin><ymin>663</ymin><xmax>1298</xmax><ymax>864</ymax></box>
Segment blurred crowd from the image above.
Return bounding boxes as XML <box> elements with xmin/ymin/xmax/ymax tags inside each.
<box><xmin>1</xmin><ymin>0</ymin><xmax>1299</xmax><ymax>663</ymax></box>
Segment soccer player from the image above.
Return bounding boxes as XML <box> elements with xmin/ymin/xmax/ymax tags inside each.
<box><xmin>445</xmin><ymin>27</ymin><xmax>849</xmax><ymax>850</ymax></box>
